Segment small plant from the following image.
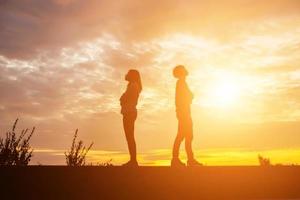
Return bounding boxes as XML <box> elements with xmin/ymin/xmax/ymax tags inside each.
<box><xmin>89</xmin><ymin>159</ymin><xmax>114</xmax><ymax>167</ymax></box>
<box><xmin>258</xmin><ymin>154</ymin><xmax>271</xmax><ymax>166</ymax></box>
<box><xmin>0</xmin><ymin>119</ymin><xmax>35</xmax><ymax>166</ymax></box>
<box><xmin>100</xmin><ymin>159</ymin><xmax>113</xmax><ymax>167</ymax></box>
<box><xmin>65</xmin><ymin>129</ymin><xmax>93</xmax><ymax>166</ymax></box>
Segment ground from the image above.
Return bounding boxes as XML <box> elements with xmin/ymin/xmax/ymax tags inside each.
<box><xmin>1</xmin><ymin>166</ymin><xmax>300</xmax><ymax>200</ymax></box>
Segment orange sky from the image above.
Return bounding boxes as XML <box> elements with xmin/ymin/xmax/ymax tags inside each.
<box><xmin>0</xmin><ymin>0</ymin><xmax>300</xmax><ymax>165</ymax></box>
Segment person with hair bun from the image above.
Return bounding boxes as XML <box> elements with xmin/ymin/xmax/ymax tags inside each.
<box><xmin>171</xmin><ymin>65</ymin><xmax>201</xmax><ymax>167</ymax></box>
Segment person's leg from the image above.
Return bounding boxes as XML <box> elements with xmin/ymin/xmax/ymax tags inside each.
<box><xmin>172</xmin><ymin>120</ymin><xmax>184</xmax><ymax>159</ymax></box>
<box><xmin>123</xmin><ymin>113</ymin><xmax>137</xmax><ymax>162</ymax></box>
<box><xmin>184</xmin><ymin>116</ymin><xmax>202</xmax><ymax>166</ymax></box>
<box><xmin>185</xmin><ymin>137</ymin><xmax>194</xmax><ymax>160</ymax></box>
<box><xmin>184</xmin><ymin>117</ymin><xmax>194</xmax><ymax>160</ymax></box>
<box><xmin>171</xmin><ymin>117</ymin><xmax>186</xmax><ymax>167</ymax></box>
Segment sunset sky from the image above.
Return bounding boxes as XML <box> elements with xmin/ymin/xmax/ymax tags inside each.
<box><xmin>0</xmin><ymin>0</ymin><xmax>300</xmax><ymax>165</ymax></box>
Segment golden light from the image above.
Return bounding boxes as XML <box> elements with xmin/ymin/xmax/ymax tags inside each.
<box><xmin>202</xmin><ymin>72</ymin><xmax>242</xmax><ymax>108</ymax></box>
<box><xmin>212</xmin><ymin>80</ymin><xmax>240</xmax><ymax>106</ymax></box>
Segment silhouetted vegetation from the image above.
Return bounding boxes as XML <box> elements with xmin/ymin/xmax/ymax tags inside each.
<box><xmin>258</xmin><ymin>154</ymin><xmax>271</xmax><ymax>166</ymax></box>
<box><xmin>101</xmin><ymin>159</ymin><xmax>113</xmax><ymax>166</ymax></box>
<box><xmin>89</xmin><ymin>159</ymin><xmax>114</xmax><ymax>166</ymax></box>
<box><xmin>65</xmin><ymin>129</ymin><xmax>93</xmax><ymax>166</ymax></box>
<box><xmin>0</xmin><ymin>119</ymin><xmax>35</xmax><ymax>166</ymax></box>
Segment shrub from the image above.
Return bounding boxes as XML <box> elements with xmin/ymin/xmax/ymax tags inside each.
<box><xmin>65</xmin><ymin>129</ymin><xmax>93</xmax><ymax>166</ymax></box>
<box><xmin>258</xmin><ymin>154</ymin><xmax>271</xmax><ymax>166</ymax></box>
<box><xmin>0</xmin><ymin>119</ymin><xmax>35</xmax><ymax>166</ymax></box>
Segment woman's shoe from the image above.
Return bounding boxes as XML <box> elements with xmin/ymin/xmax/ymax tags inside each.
<box><xmin>171</xmin><ymin>158</ymin><xmax>186</xmax><ymax>167</ymax></box>
<box><xmin>187</xmin><ymin>158</ymin><xmax>203</xmax><ymax>167</ymax></box>
<box><xmin>122</xmin><ymin>160</ymin><xmax>138</xmax><ymax>167</ymax></box>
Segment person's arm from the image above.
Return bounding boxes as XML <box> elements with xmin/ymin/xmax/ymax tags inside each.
<box><xmin>176</xmin><ymin>81</ymin><xmax>193</xmax><ymax>106</ymax></box>
<box><xmin>120</xmin><ymin>85</ymin><xmax>130</xmax><ymax>104</ymax></box>
<box><xmin>186</xmin><ymin>84</ymin><xmax>194</xmax><ymax>101</ymax></box>
<box><xmin>176</xmin><ymin>81</ymin><xmax>185</xmax><ymax>107</ymax></box>
<box><xmin>120</xmin><ymin>83</ymin><xmax>139</xmax><ymax>104</ymax></box>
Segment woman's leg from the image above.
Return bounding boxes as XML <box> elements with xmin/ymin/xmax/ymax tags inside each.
<box><xmin>185</xmin><ymin>138</ymin><xmax>194</xmax><ymax>160</ymax></box>
<box><xmin>184</xmin><ymin>117</ymin><xmax>194</xmax><ymax>160</ymax></box>
<box><xmin>172</xmin><ymin>120</ymin><xmax>184</xmax><ymax>159</ymax></box>
<box><xmin>123</xmin><ymin>114</ymin><xmax>137</xmax><ymax>162</ymax></box>
<box><xmin>184</xmin><ymin>116</ymin><xmax>202</xmax><ymax>166</ymax></box>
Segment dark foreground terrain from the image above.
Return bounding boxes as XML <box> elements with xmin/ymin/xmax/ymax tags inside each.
<box><xmin>1</xmin><ymin>166</ymin><xmax>300</xmax><ymax>200</ymax></box>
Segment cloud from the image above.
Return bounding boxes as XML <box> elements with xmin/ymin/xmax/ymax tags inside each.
<box><xmin>1</xmin><ymin>0</ymin><xmax>300</xmax><ymax>59</ymax></box>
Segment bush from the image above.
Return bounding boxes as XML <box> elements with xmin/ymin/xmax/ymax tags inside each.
<box><xmin>0</xmin><ymin>119</ymin><xmax>35</xmax><ymax>166</ymax></box>
<box><xmin>65</xmin><ymin>129</ymin><xmax>93</xmax><ymax>166</ymax></box>
<box><xmin>258</xmin><ymin>154</ymin><xmax>271</xmax><ymax>166</ymax></box>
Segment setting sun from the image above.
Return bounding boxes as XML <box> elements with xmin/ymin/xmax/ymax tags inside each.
<box><xmin>211</xmin><ymin>80</ymin><xmax>240</xmax><ymax>107</ymax></box>
<box><xmin>200</xmin><ymin>72</ymin><xmax>242</xmax><ymax>108</ymax></box>
<box><xmin>213</xmin><ymin>82</ymin><xmax>239</xmax><ymax>106</ymax></box>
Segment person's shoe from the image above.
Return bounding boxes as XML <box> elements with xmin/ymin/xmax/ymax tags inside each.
<box><xmin>187</xmin><ymin>158</ymin><xmax>203</xmax><ymax>167</ymax></box>
<box><xmin>171</xmin><ymin>158</ymin><xmax>186</xmax><ymax>167</ymax></box>
<box><xmin>122</xmin><ymin>160</ymin><xmax>138</xmax><ymax>167</ymax></box>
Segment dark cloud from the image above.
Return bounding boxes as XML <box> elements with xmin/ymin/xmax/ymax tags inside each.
<box><xmin>0</xmin><ymin>0</ymin><xmax>111</xmax><ymax>58</ymax></box>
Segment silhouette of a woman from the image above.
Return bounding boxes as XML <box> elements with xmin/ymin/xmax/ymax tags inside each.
<box><xmin>120</xmin><ymin>69</ymin><xmax>142</xmax><ymax>167</ymax></box>
<box><xmin>171</xmin><ymin>65</ymin><xmax>201</xmax><ymax>167</ymax></box>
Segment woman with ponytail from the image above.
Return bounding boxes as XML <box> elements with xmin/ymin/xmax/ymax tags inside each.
<box><xmin>120</xmin><ymin>69</ymin><xmax>142</xmax><ymax>167</ymax></box>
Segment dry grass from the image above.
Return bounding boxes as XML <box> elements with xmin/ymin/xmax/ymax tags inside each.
<box><xmin>0</xmin><ymin>119</ymin><xmax>35</xmax><ymax>166</ymax></box>
<box><xmin>65</xmin><ymin>129</ymin><xmax>93</xmax><ymax>166</ymax></box>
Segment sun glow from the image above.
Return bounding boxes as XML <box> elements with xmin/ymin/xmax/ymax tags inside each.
<box><xmin>211</xmin><ymin>80</ymin><xmax>240</xmax><ymax>106</ymax></box>
<box><xmin>202</xmin><ymin>72</ymin><xmax>242</xmax><ymax>108</ymax></box>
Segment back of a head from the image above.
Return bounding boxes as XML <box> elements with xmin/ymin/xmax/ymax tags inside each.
<box><xmin>127</xmin><ymin>69</ymin><xmax>142</xmax><ymax>92</ymax></box>
<box><xmin>173</xmin><ymin>65</ymin><xmax>188</xmax><ymax>79</ymax></box>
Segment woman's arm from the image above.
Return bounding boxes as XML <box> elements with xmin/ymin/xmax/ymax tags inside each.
<box><xmin>120</xmin><ymin>83</ymin><xmax>139</xmax><ymax>104</ymax></box>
